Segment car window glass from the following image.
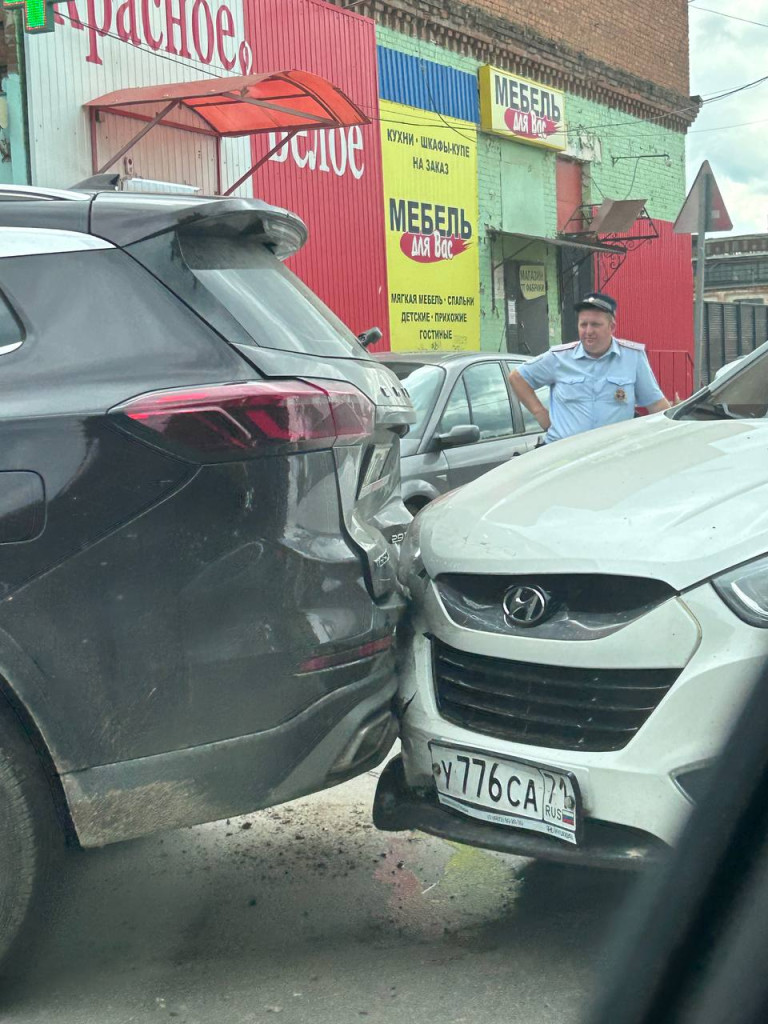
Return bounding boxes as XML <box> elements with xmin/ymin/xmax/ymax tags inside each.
<box><xmin>128</xmin><ymin>231</ymin><xmax>363</xmax><ymax>359</ymax></box>
<box><xmin>438</xmin><ymin>377</ymin><xmax>471</xmax><ymax>433</ymax></box>
<box><xmin>506</xmin><ymin>361</ymin><xmax>549</xmax><ymax>433</ymax></box>
<box><xmin>463</xmin><ymin>362</ymin><xmax>514</xmax><ymax>439</ymax></box>
<box><xmin>0</xmin><ymin>289</ymin><xmax>24</xmax><ymax>350</ymax></box>
<box><xmin>400</xmin><ymin>364</ymin><xmax>445</xmax><ymax>438</ymax></box>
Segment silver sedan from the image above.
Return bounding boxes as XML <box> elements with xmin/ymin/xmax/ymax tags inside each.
<box><xmin>375</xmin><ymin>350</ymin><xmax>548</xmax><ymax>515</ymax></box>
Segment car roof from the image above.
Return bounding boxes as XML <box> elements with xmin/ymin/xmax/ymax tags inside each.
<box><xmin>374</xmin><ymin>350</ymin><xmax>533</xmax><ymax>368</ymax></box>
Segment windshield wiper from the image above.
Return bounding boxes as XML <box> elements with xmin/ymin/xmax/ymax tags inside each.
<box><xmin>682</xmin><ymin>402</ymin><xmax>738</xmax><ymax>420</ymax></box>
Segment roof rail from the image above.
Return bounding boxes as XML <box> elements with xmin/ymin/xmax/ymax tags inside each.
<box><xmin>0</xmin><ymin>184</ymin><xmax>90</xmax><ymax>202</ymax></box>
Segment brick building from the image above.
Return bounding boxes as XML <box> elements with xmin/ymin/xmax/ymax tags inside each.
<box><xmin>346</xmin><ymin>0</ymin><xmax>699</xmax><ymax>395</ymax></box>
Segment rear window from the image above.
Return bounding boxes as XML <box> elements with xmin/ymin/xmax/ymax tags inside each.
<box><xmin>128</xmin><ymin>230</ymin><xmax>363</xmax><ymax>359</ymax></box>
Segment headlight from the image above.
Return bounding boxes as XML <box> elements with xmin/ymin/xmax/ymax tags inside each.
<box><xmin>713</xmin><ymin>554</ymin><xmax>768</xmax><ymax>627</ymax></box>
<box><xmin>397</xmin><ymin>512</ymin><xmax>426</xmax><ymax>596</ymax></box>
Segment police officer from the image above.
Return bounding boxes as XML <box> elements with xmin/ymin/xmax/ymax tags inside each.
<box><xmin>508</xmin><ymin>292</ymin><xmax>670</xmax><ymax>444</ymax></box>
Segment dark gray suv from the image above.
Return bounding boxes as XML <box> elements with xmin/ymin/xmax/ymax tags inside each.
<box><xmin>0</xmin><ymin>188</ymin><xmax>413</xmax><ymax>967</ymax></box>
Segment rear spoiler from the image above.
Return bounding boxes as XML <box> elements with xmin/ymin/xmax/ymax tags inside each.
<box><xmin>89</xmin><ymin>194</ymin><xmax>308</xmax><ymax>260</ymax></box>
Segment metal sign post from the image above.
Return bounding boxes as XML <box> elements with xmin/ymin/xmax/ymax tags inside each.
<box><xmin>692</xmin><ymin>173</ymin><xmax>710</xmax><ymax>390</ymax></box>
<box><xmin>674</xmin><ymin>161</ymin><xmax>733</xmax><ymax>391</ymax></box>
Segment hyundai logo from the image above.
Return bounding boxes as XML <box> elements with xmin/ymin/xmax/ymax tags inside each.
<box><xmin>502</xmin><ymin>584</ymin><xmax>551</xmax><ymax>627</ymax></box>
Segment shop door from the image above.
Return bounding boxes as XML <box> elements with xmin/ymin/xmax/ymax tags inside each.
<box><xmin>559</xmin><ymin>247</ymin><xmax>594</xmax><ymax>342</ymax></box>
<box><xmin>504</xmin><ymin>261</ymin><xmax>549</xmax><ymax>356</ymax></box>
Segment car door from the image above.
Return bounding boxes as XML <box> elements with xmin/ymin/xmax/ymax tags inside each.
<box><xmin>438</xmin><ymin>360</ymin><xmax>524</xmax><ymax>489</ymax></box>
<box><xmin>507</xmin><ymin>360</ymin><xmax>549</xmax><ymax>451</ymax></box>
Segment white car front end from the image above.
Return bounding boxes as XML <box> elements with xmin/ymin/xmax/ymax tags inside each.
<box><xmin>375</xmin><ymin>374</ymin><xmax>768</xmax><ymax>867</ymax></box>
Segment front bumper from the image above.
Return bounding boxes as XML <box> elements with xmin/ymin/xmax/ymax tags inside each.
<box><xmin>374</xmin><ymin>755</ymin><xmax>667</xmax><ymax>870</ymax></box>
<box><xmin>383</xmin><ymin>580</ymin><xmax>768</xmax><ymax>859</ymax></box>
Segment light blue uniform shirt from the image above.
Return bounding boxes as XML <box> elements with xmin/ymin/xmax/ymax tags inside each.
<box><xmin>517</xmin><ymin>337</ymin><xmax>665</xmax><ymax>443</ymax></box>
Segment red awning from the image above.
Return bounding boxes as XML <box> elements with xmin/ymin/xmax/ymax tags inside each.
<box><xmin>84</xmin><ymin>69</ymin><xmax>369</xmax><ymax>138</ymax></box>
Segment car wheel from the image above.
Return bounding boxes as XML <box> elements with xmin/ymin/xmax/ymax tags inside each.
<box><xmin>405</xmin><ymin>497</ymin><xmax>429</xmax><ymax>517</ymax></box>
<box><xmin>0</xmin><ymin>699</ymin><xmax>64</xmax><ymax>972</ymax></box>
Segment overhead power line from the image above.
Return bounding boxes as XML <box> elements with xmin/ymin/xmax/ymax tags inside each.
<box><xmin>689</xmin><ymin>5</ymin><xmax>768</xmax><ymax>29</ymax></box>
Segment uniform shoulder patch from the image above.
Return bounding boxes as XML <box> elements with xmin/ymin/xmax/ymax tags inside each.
<box><xmin>616</xmin><ymin>338</ymin><xmax>646</xmax><ymax>352</ymax></box>
<box><xmin>550</xmin><ymin>341</ymin><xmax>579</xmax><ymax>352</ymax></box>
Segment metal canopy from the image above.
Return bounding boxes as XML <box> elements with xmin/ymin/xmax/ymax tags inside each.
<box><xmin>501</xmin><ymin>231</ymin><xmax>618</xmax><ymax>255</ymax></box>
<box><xmin>558</xmin><ymin>200</ymin><xmax>659</xmax><ymax>250</ymax></box>
<box><xmin>84</xmin><ymin>70</ymin><xmax>370</xmax><ymax>195</ymax></box>
<box><xmin>558</xmin><ymin>200</ymin><xmax>660</xmax><ymax>289</ymax></box>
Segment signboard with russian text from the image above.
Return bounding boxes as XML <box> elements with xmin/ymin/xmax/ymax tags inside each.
<box><xmin>380</xmin><ymin>100</ymin><xmax>480</xmax><ymax>352</ymax></box>
<box><xmin>519</xmin><ymin>265</ymin><xmax>546</xmax><ymax>300</ymax></box>
<box><xmin>479</xmin><ymin>65</ymin><xmax>566</xmax><ymax>151</ymax></box>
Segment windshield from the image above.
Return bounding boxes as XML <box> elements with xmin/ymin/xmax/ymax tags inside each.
<box><xmin>401</xmin><ymin>364</ymin><xmax>445</xmax><ymax>438</ymax></box>
<box><xmin>128</xmin><ymin>230</ymin><xmax>365</xmax><ymax>358</ymax></box>
<box><xmin>680</xmin><ymin>346</ymin><xmax>768</xmax><ymax>420</ymax></box>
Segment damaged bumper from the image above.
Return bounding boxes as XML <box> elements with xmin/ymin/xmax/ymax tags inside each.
<box><xmin>373</xmin><ymin>755</ymin><xmax>668</xmax><ymax>871</ymax></box>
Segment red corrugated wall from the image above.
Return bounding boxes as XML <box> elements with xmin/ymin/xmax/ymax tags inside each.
<box><xmin>241</xmin><ymin>0</ymin><xmax>389</xmax><ymax>343</ymax></box>
<box><xmin>596</xmin><ymin>219</ymin><xmax>695</xmax><ymax>399</ymax></box>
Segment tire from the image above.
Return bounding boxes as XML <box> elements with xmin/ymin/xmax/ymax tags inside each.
<box><xmin>0</xmin><ymin>700</ymin><xmax>64</xmax><ymax>973</ymax></box>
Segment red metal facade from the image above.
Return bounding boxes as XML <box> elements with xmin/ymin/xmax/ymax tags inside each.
<box><xmin>597</xmin><ymin>219</ymin><xmax>695</xmax><ymax>400</ymax></box>
<box><xmin>241</xmin><ymin>0</ymin><xmax>389</xmax><ymax>343</ymax></box>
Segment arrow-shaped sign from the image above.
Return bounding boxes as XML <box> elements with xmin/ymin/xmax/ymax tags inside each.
<box><xmin>2</xmin><ymin>0</ymin><xmax>54</xmax><ymax>33</ymax></box>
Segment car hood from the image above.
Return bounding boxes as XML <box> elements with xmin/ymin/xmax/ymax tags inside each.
<box><xmin>418</xmin><ymin>413</ymin><xmax>768</xmax><ymax>590</ymax></box>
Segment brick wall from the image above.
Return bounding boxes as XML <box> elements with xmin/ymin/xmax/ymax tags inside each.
<box><xmin>362</xmin><ymin>0</ymin><xmax>698</xmax><ymax>130</ymax></box>
<box><xmin>470</xmin><ymin>0</ymin><xmax>690</xmax><ymax>97</ymax></box>
<box><xmin>567</xmin><ymin>95</ymin><xmax>687</xmax><ymax>223</ymax></box>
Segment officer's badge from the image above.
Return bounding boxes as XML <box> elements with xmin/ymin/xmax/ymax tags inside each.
<box><xmin>615</xmin><ymin>387</ymin><xmax>627</xmax><ymax>403</ymax></box>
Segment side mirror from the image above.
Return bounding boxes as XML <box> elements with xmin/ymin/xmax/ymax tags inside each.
<box><xmin>436</xmin><ymin>424</ymin><xmax>481</xmax><ymax>448</ymax></box>
<box><xmin>358</xmin><ymin>326</ymin><xmax>383</xmax><ymax>349</ymax></box>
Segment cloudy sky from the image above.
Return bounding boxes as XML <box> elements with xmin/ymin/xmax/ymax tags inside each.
<box><xmin>688</xmin><ymin>0</ymin><xmax>768</xmax><ymax>234</ymax></box>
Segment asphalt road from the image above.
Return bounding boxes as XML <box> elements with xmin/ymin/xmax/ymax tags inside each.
<box><xmin>2</xmin><ymin>760</ymin><xmax>643</xmax><ymax>1024</ymax></box>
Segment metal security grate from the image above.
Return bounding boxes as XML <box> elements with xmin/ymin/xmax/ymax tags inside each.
<box><xmin>703</xmin><ymin>302</ymin><xmax>767</xmax><ymax>384</ymax></box>
<box><xmin>432</xmin><ymin>640</ymin><xmax>678</xmax><ymax>753</ymax></box>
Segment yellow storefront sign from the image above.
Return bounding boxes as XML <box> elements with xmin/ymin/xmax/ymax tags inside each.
<box><xmin>479</xmin><ymin>65</ymin><xmax>566</xmax><ymax>151</ymax></box>
<box><xmin>519</xmin><ymin>264</ymin><xmax>547</xmax><ymax>300</ymax></box>
<box><xmin>380</xmin><ymin>100</ymin><xmax>480</xmax><ymax>352</ymax></box>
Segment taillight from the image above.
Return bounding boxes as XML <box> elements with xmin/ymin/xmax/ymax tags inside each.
<box><xmin>110</xmin><ymin>379</ymin><xmax>375</xmax><ymax>462</ymax></box>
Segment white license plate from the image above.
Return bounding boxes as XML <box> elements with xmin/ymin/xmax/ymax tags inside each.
<box><xmin>429</xmin><ymin>742</ymin><xmax>581</xmax><ymax>845</ymax></box>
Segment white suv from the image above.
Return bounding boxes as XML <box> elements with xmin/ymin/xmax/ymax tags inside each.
<box><xmin>374</xmin><ymin>340</ymin><xmax>768</xmax><ymax>867</ymax></box>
